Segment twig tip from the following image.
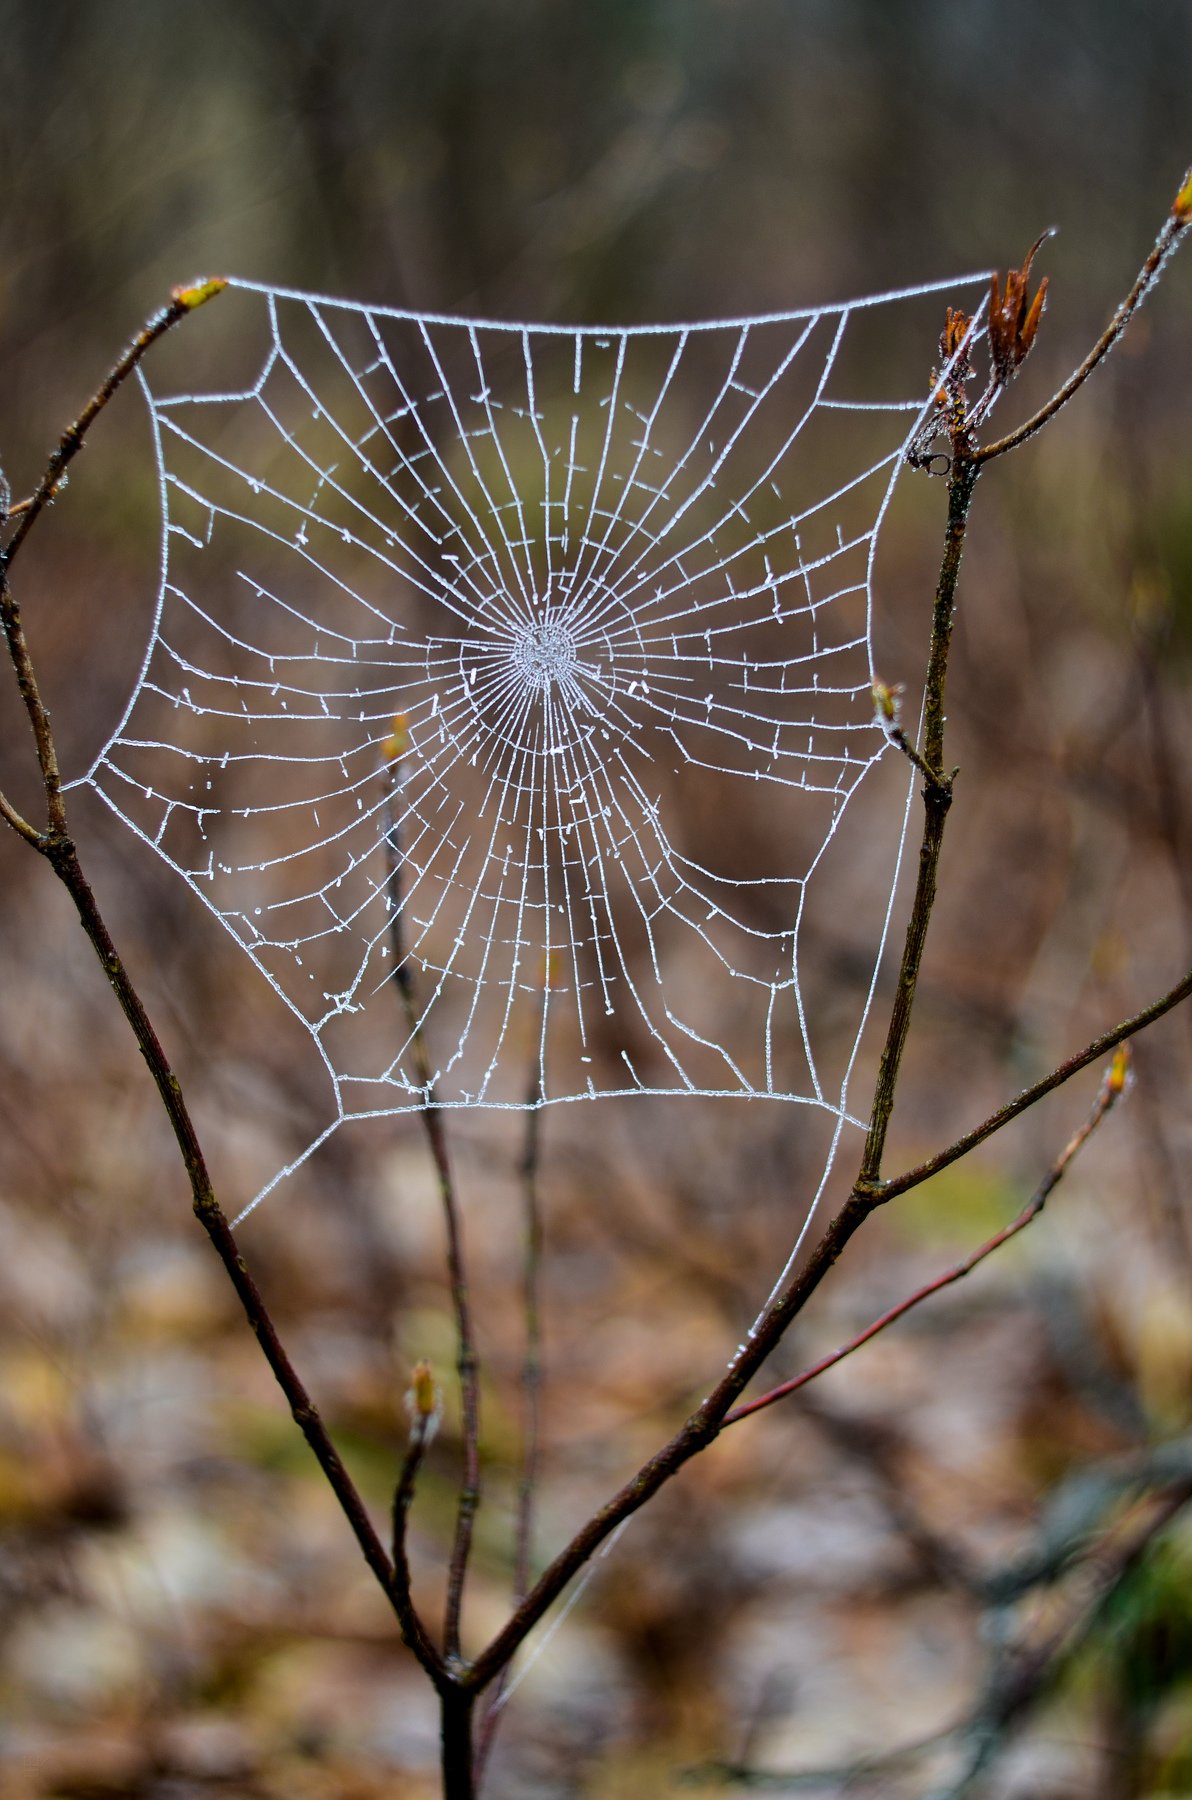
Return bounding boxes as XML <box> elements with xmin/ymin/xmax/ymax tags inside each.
<box><xmin>170</xmin><ymin>276</ymin><xmax>229</xmax><ymax>312</ymax></box>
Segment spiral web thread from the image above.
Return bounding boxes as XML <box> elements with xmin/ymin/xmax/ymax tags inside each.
<box><xmin>73</xmin><ymin>273</ymin><xmax>989</xmax><ymax>1214</ymax></box>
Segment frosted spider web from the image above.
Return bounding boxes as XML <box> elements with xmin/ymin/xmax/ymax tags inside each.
<box><xmin>73</xmin><ymin>273</ymin><xmax>990</xmax><ymax>1211</ymax></box>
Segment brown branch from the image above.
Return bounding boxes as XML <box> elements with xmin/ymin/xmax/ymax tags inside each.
<box><xmin>35</xmin><ymin>833</ymin><xmax>451</xmax><ymax>1674</ymax></box>
<box><xmin>392</xmin><ymin>1431</ymin><xmax>429</xmax><ymax>1591</ymax></box>
<box><xmin>391</xmin><ymin>1363</ymin><xmax>449</xmax><ymax>1686</ymax></box>
<box><xmin>440</xmin><ymin>1682</ymin><xmax>478</xmax><ymax>1800</ymax></box>
<box><xmin>724</xmin><ymin>1050</ymin><xmax>1130</xmax><ymax>1427</ymax></box>
<box><xmin>975</xmin><ymin>172</ymin><xmax>1192</xmax><ymax>464</ymax></box>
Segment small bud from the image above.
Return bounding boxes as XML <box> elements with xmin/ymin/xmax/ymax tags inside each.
<box><xmin>404</xmin><ymin>1359</ymin><xmax>443</xmax><ymax>1445</ymax></box>
<box><xmin>942</xmin><ymin>307</ymin><xmax>972</xmax><ymax>360</ymax></box>
<box><xmin>872</xmin><ymin>679</ymin><xmax>904</xmax><ymax>727</ymax></box>
<box><xmin>1174</xmin><ymin>169</ymin><xmax>1192</xmax><ymax>223</ymax></box>
<box><xmin>1106</xmin><ymin>1043</ymin><xmax>1133</xmax><ymax>1098</ymax></box>
<box><xmin>170</xmin><ymin>276</ymin><xmax>229</xmax><ymax>311</ymax></box>
<box><xmin>382</xmin><ymin>713</ymin><xmax>410</xmax><ymax>762</ymax></box>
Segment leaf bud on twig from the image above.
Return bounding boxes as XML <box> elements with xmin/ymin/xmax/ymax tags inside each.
<box><xmin>872</xmin><ymin>678</ymin><xmax>905</xmax><ymax>728</ymax></box>
<box><xmin>170</xmin><ymin>276</ymin><xmax>229</xmax><ymax>311</ymax></box>
<box><xmin>404</xmin><ymin>1359</ymin><xmax>443</xmax><ymax>1446</ymax></box>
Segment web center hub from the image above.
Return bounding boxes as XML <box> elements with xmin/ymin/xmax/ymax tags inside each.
<box><xmin>511</xmin><ymin>618</ymin><xmax>579</xmax><ymax>690</ymax></box>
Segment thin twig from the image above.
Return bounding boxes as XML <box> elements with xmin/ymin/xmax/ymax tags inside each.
<box><xmin>1</xmin><ymin>276</ymin><xmax>227</xmax><ymax>570</ymax></box>
<box><xmin>393</xmin><ymin>1434</ymin><xmax>430</xmax><ymax>1587</ymax></box>
<box><xmin>859</xmin><ymin>457</ymin><xmax>976</xmax><ymax>1185</ymax></box>
<box><xmin>0</xmin><ymin>573</ymin><xmax>69</xmax><ymax>836</ymax></box>
<box><xmin>975</xmin><ymin>175</ymin><xmax>1191</xmax><ymax>463</ymax></box>
<box><xmin>393</xmin><ymin>1362</ymin><xmax>443</xmax><ymax>1660</ymax></box>
<box><xmin>879</xmin><ymin>965</ymin><xmax>1192</xmax><ymax>1201</ymax></box>
<box><xmin>512</xmin><ymin>1075</ymin><xmax>544</xmax><ymax>1609</ymax></box>
<box><xmin>475</xmin><ymin>1073</ymin><xmax>545</xmax><ymax>1786</ymax></box>
<box><xmin>0</xmin><ymin>283</ymin><xmax>226</xmax><ymax>838</ymax></box>
<box><xmin>380</xmin><ymin>745</ymin><xmax>481</xmax><ymax>1665</ymax></box>
<box><xmin>724</xmin><ymin>1050</ymin><xmax>1129</xmax><ymax>1427</ymax></box>
<box><xmin>0</xmin><ymin>786</ymin><xmax>41</xmax><ymax>846</ymax></box>
<box><xmin>884</xmin><ymin>719</ymin><xmax>938</xmax><ymax>787</ymax></box>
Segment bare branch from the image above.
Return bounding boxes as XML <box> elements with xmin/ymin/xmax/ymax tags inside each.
<box><xmin>392</xmin><ymin>1364</ymin><xmax>449</xmax><ymax>1683</ymax></box>
<box><xmin>860</xmin><ymin>457</ymin><xmax>976</xmax><ymax>1186</ymax></box>
<box><xmin>38</xmin><ymin>834</ymin><xmax>426</xmax><ymax>1660</ymax></box>
<box><xmin>0</xmin><ymin>572</ymin><xmax>69</xmax><ymax>834</ymax></box>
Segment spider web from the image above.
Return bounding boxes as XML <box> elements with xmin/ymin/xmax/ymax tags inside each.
<box><xmin>75</xmin><ymin>273</ymin><xmax>990</xmax><ymax>1210</ymax></box>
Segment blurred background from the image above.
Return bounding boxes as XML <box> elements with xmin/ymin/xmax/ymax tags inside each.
<box><xmin>2</xmin><ymin>3</ymin><xmax>1192</xmax><ymax>1795</ymax></box>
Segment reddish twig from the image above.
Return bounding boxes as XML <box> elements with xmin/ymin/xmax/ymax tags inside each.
<box><xmin>724</xmin><ymin>1049</ymin><xmax>1131</xmax><ymax>1427</ymax></box>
